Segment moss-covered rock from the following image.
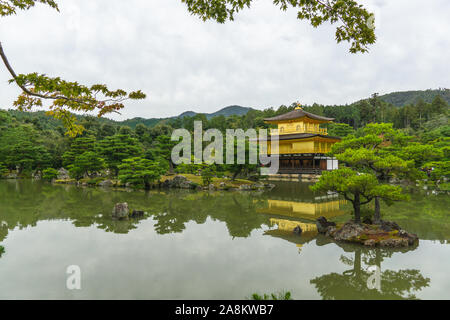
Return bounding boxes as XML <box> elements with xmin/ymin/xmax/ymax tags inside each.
<box><xmin>317</xmin><ymin>218</ymin><xmax>419</xmax><ymax>248</ymax></box>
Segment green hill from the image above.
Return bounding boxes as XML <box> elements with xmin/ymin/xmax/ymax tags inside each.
<box><xmin>122</xmin><ymin>105</ymin><xmax>252</xmax><ymax>128</ymax></box>
<box><xmin>0</xmin><ymin>105</ymin><xmax>254</xmax><ymax>130</ymax></box>
<box><xmin>207</xmin><ymin>105</ymin><xmax>252</xmax><ymax>118</ymax></box>
<box><xmin>4</xmin><ymin>109</ymin><xmax>116</xmax><ymax>131</ymax></box>
<box><xmin>178</xmin><ymin>111</ymin><xmax>197</xmax><ymax>118</ymax></box>
<box><xmin>378</xmin><ymin>89</ymin><xmax>450</xmax><ymax>106</ymax></box>
<box><xmin>178</xmin><ymin>105</ymin><xmax>252</xmax><ymax>119</ymax></box>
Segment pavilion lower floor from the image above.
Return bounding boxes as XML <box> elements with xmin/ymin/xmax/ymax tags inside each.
<box><xmin>276</xmin><ymin>154</ymin><xmax>338</xmax><ymax>174</ymax></box>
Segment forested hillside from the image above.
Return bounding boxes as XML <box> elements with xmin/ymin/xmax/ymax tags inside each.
<box><xmin>5</xmin><ymin>90</ymin><xmax>446</xmax><ymax>130</ymax></box>
<box><xmin>179</xmin><ymin>105</ymin><xmax>252</xmax><ymax>119</ymax></box>
<box><xmin>100</xmin><ymin>105</ymin><xmax>253</xmax><ymax>129</ymax></box>
<box><xmin>378</xmin><ymin>89</ymin><xmax>450</xmax><ymax>106</ymax></box>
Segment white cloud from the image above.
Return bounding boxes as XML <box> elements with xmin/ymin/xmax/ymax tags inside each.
<box><xmin>0</xmin><ymin>0</ymin><xmax>449</xmax><ymax>120</ymax></box>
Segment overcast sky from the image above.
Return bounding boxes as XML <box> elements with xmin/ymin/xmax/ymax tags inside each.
<box><xmin>0</xmin><ymin>0</ymin><xmax>449</xmax><ymax>120</ymax></box>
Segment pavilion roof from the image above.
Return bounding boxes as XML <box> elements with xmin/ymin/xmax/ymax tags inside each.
<box><xmin>264</xmin><ymin>109</ymin><xmax>334</xmax><ymax>122</ymax></box>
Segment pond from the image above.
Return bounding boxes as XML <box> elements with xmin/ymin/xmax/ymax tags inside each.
<box><xmin>0</xmin><ymin>180</ymin><xmax>449</xmax><ymax>299</ymax></box>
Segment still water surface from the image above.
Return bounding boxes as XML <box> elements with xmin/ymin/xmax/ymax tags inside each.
<box><xmin>0</xmin><ymin>180</ymin><xmax>449</xmax><ymax>299</ymax></box>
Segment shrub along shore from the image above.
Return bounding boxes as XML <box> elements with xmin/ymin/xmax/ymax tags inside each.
<box><xmin>34</xmin><ymin>170</ymin><xmax>274</xmax><ymax>192</ymax></box>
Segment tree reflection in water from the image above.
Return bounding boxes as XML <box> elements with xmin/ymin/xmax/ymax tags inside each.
<box><xmin>310</xmin><ymin>240</ymin><xmax>430</xmax><ymax>300</ymax></box>
<box><xmin>0</xmin><ymin>180</ymin><xmax>270</xmax><ymax>241</ymax></box>
<box><xmin>0</xmin><ymin>180</ymin><xmax>443</xmax><ymax>299</ymax></box>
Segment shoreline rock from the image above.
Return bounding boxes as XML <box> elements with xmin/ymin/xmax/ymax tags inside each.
<box><xmin>98</xmin><ymin>179</ymin><xmax>113</xmax><ymax>187</ymax></box>
<box><xmin>293</xmin><ymin>225</ymin><xmax>303</xmax><ymax>235</ymax></box>
<box><xmin>316</xmin><ymin>216</ymin><xmax>336</xmax><ymax>233</ymax></box>
<box><xmin>57</xmin><ymin>168</ymin><xmax>70</xmax><ymax>180</ymax></box>
<box><xmin>316</xmin><ymin>217</ymin><xmax>418</xmax><ymax>248</ymax></box>
<box><xmin>161</xmin><ymin>175</ymin><xmax>198</xmax><ymax>189</ymax></box>
<box><xmin>130</xmin><ymin>210</ymin><xmax>145</xmax><ymax>218</ymax></box>
<box><xmin>112</xmin><ymin>202</ymin><xmax>129</xmax><ymax>220</ymax></box>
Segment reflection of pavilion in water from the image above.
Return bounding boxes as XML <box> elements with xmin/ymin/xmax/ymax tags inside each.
<box><xmin>258</xmin><ymin>194</ymin><xmax>347</xmax><ymax>252</ymax></box>
<box><xmin>259</xmin><ymin>197</ymin><xmax>346</xmax><ymax>221</ymax></box>
<box><xmin>265</xmin><ymin>219</ymin><xmax>319</xmax><ymax>252</ymax></box>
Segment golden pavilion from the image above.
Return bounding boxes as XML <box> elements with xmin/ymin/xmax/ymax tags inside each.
<box><xmin>261</xmin><ymin>104</ymin><xmax>341</xmax><ymax>174</ymax></box>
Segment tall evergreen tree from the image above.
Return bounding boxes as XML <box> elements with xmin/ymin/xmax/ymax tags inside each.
<box><xmin>330</xmin><ymin>123</ymin><xmax>412</xmax><ymax>223</ymax></box>
<box><xmin>96</xmin><ymin>134</ymin><xmax>142</xmax><ymax>175</ymax></box>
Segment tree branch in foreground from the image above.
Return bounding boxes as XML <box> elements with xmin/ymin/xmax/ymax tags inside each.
<box><xmin>181</xmin><ymin>0</ymin><xmax>376</xmax><ymax>53</ymax></box>
<box><xmin>0</xmin><ymin>41</ymin><xmax>146</xmax><ymax>136</ymax></box>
